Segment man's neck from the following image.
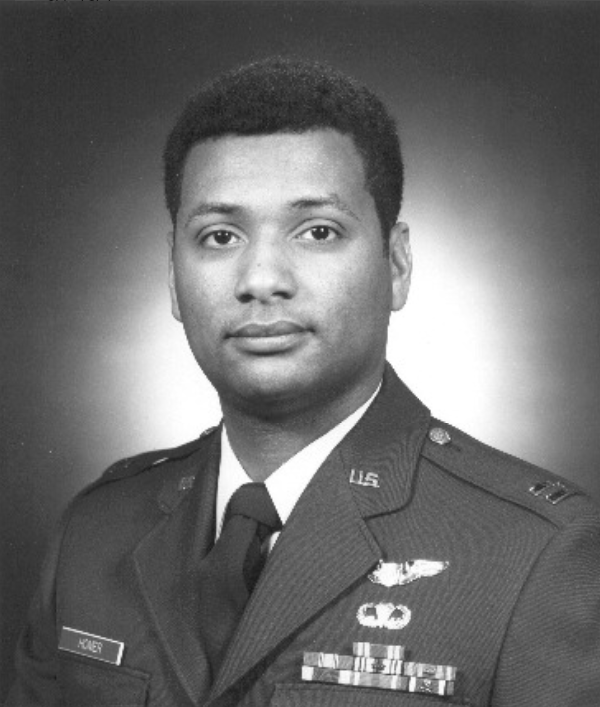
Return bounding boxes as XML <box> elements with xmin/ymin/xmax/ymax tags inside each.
<box><xmin>220</xmin><ymin>376</ymin><xmax>382</xmax><ymax>482</ymax></box>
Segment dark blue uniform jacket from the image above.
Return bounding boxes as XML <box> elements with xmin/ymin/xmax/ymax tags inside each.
<box><xmin>7</xmin><ymin>365</ymin><xmax>600</xmax><ymax>706</ymax></box>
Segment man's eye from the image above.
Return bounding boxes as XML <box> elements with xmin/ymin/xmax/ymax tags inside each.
<box><xmin>302</xmin><ymin>226</ymin><xmax>339</xmax><ymax>243</ymax></box>
<box><xmin>202</xmin><ymin>230</ymin><xmax>240</xmax><ymax>248</ymax></box>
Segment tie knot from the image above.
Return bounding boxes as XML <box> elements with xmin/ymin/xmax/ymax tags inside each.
<box><xmin>225</xmin><ymin>482</ymin><xmax>282</xmax><ymax>533</ymax></box>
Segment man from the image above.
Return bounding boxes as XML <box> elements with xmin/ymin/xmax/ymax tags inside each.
<box><xmin>7</xmin><ymin>57</ymin><xmax>600</xmax><ymax>706</ymax></box>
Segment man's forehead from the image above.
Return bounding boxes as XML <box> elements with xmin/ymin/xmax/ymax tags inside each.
<box><xmin>184</xmin><ymin>129</ymin><xmax>363</xmax><ymax>168</ymax></box>
<box><xmin>178</xmin><ymin>130</ymin><xmax>370</xmax><ymax>216</ymax></box>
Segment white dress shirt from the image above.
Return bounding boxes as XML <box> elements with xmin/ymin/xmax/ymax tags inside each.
<box><xmin>216</xmin><ymin>385</ymin><xmax>380</xmax><ymax>547</ymax></box>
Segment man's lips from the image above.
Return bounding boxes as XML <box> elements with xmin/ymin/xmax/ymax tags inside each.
<box><xmin>229</xmin><ymin>321</ymin><xmax>308</xmax><ymax>338</ymax></box>
<box><xmin>227</xmin><ymin>321</ymin><xmax>310</xmax><ymax>354</ymax></box>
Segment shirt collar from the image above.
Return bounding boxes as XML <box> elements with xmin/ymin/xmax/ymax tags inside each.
<box><xmin>216</xmin><ymin>383</ymin><xmax>381</xmax><ymax>539</ymax></box>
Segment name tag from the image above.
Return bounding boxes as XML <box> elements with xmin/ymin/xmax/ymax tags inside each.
<box><xmin>59</xmin><ymin>626</ymin><xmax>124</xmax><ymax>666</ymax></box>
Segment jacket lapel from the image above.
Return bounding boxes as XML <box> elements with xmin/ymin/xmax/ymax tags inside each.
<box><xmin>132</xmin><ymin>431</ymin><xmax>221</xmax><ymax>706</ymax></box>
<box><xmin>338</xmin><ymin>365</ymin><xmax>431</xmax><ymax>519</ymax></box>
<box><xmin>210</xmin><ymin>365</ymin><xmax>431</xmax><ymax>701</ymax></box>
<box><xmin>210</xmin><ymin>446</ymin><xmax>380</xmax><ymax>702</ymax></box>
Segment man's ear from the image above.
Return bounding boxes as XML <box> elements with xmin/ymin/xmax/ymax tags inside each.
<box><xmin>167</xmin><ymin>231</ymin><xmax>182</xmax><ymax>322</ymax></box>
<box><xmin>388</xmin><ymin>221</ymin><xmax>412</xmax><ymax>312</ymax></box>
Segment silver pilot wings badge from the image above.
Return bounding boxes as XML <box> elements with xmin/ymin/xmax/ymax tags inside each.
<box><xmin>369</xmin><ymin>559</ymin><xmax>449</xmax><ymax>588</ymax></box>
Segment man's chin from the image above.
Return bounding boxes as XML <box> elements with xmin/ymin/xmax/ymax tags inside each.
<box><xmin>219</xmin><ymin>364</ymin><xmax>321</xmax><ymax>416</ymax></box>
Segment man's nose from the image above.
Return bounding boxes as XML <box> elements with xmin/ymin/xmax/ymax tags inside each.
<box><xmin>234</xmin><ymin>237</ymin><xmax>297</xmax><ymax>303</ymax></box>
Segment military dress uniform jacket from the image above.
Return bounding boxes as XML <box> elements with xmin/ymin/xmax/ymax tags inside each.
<box><xmin>7</xmin><ymin>365</ymin><xmax>600</xmax><ymax>707</ymax></box>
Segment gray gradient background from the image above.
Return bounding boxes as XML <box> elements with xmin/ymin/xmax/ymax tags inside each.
<box><xmin>1</xmin><ymin>0</ymin><xmax>599</xmax><ymax>696</ymax></box>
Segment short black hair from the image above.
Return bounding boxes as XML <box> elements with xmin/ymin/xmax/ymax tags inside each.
<box><xmin>163</xmin><ymin>57</ymin><xmax>403</xmax><ymax>238</ymax></box>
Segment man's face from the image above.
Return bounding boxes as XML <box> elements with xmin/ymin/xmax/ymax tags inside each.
<box><xmin>169</xmin><ymin>129</ymin><xmax>411</xmax><ymax>415</ymax></box>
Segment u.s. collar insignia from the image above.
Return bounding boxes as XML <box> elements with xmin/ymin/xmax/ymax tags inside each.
<box><xmin>369</xmin><ymin>559</ymin><xmax>449</xmax><ymax>588</ymax></box>
<box><xmin>349</xmin><ymin>469</ymin><xmax>380</xmax><ymax>488</ymax></box>
<box><xmin>357</xmin><ymin>602</ymin><xmax>411</xmax><ymax>630</ymax></box>
<box><xmin>178</xmin><ymin>475</ymin><xmax>195</xmax><ymax>492</ymax></box>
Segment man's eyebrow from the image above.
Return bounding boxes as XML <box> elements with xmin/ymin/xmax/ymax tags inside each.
<box><xmin>289</xmin><ymin>195</ymin><xmax>360</xmax><ymax>221</ymax></box>
<box><xmin>184</xmin><ymin>202</ymin><xmax>241</xmax><ymax>227</ymax></box>
<box><xmin>183</xmin><ymin>195</ymin><xmax>360</xmax><ymax>228</ymax></box>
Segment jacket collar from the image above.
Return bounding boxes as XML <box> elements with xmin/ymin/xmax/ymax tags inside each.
<box><xmin>340</xmin><ymin>363</ymin><xmax>431</xmax><ymax>518</ymax></box>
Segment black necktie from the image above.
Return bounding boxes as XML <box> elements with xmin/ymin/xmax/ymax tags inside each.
<box><xmin>197</xmin><ymin>482</ymin><xmax>282</xmax><ymax>676</ymax></box>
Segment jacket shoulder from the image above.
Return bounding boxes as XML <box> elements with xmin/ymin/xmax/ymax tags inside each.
<box><xmin>421</xmin><ymin>419</ymin><xmax>599</xmax><ymax>528</ymax></box>
<box><xmin>80</xmin><ymin>425</ymin><xmax>219</xmax><ymax>498</ymax></box>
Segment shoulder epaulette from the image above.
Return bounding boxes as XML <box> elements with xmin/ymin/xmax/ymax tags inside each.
<box><xmin>56</xmin><ymin>426</ymin><xmax>219</xmax><ymax>527</ymax></box>
<box><xmin>94</xmin><ymin>425</ymin><xmax>219</xmax><ymax>487</ymax></box>
<box><xmin>421</xmin><ymin>420</ymin><xmax>597</xmax><ymax>527</ymax></box>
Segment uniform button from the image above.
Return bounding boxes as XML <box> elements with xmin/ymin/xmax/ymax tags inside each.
<box><xmin>428</xmin><ymin>427</ymin><xmax>451</xmax><ymax>445</ymax></box>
